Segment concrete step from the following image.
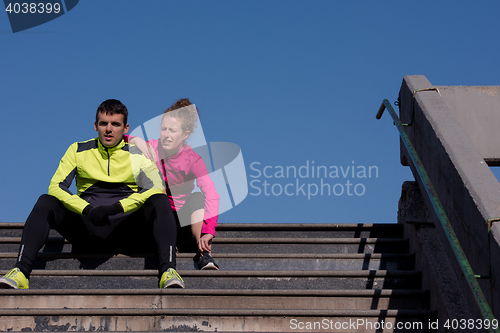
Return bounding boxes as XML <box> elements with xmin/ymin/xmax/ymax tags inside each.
<box><xmin>0</xmin><ymin>289</ymin><xmax>430</xmax><ymax>310</ymax></box>
<box><xmin>0</xmin><ymin>222</ymin><xmax>428</xmax><ymax>332</ymax></box>
<box><xmin>204</xmin><ymin>223</ymin><xmax>405</xmax><ymax>238</ymax></box>
<box><xmin>0</xmin><ymin>223</ymin><xmax>405</xmax><ymax>238</ymax></box>
<box><xmin>0</xmin><ymin>310</ymin><xmax>436</xmax><ymax>332</ymax></box>
<box><xmin>0</xmin><ymin>269</ymin><xmax>422</xmax><ymax>290</ymax></box>
<box><xmin>0</xmin><ymin>252</ymin><xmax>415</xmax><ymax>271</ymax></box>
<box><xmin>0</xmin><ymin>236</ymin><xmax>410</xmax><ymax>254</ymax></box>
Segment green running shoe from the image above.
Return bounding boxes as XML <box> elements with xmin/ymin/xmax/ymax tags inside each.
<box><xmin>0</xmin><ymin>268</ymin><xmax>29</xmax><ymax>289</ymax></box>
<box><xmin>159</xmin><ymin>268</ymin><xmax>185</xmax><ymax>289</ymax></box>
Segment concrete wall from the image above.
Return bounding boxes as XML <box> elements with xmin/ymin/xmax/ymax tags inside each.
<box><xmin>436</xmin><ymin>85</ymin><xmax>500</xmax><ymax>165</ymax></box>
<box><xmin>398</xmin><ymin>181</ymin><xmax>475</xmax><ymax>333</ymax></box>
<box><xmin>397</xmin><ymin>75</ymin><xmax>500</xmax><ymax>320</ymax></box>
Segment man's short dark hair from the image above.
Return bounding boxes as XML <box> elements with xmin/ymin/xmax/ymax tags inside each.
<box><xmin>96</xmin><ymin>99</ymin><xmax>128</xmax><ymax>125</ymax></box>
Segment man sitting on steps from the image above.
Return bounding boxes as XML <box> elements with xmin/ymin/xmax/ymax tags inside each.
<box><xmin>0</xmin><ymin>99</ymin><xmax>184</xmax><ymax>289</ymax></box>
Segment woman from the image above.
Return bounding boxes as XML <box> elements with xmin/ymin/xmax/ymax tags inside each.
<box><xmin>127</xmin><ymin>99</ymin><xmax>220</xmax><ymax>270</ymax></box>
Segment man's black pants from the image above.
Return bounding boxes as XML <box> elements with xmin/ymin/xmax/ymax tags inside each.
<box><xmin>15</xmin><ymin>194</ymin><xmax>177</xmax><ymax>279</ymax></box>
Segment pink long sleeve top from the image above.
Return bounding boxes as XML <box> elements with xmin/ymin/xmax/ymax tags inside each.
<box><xmin>126</xmin><ymin>136</ymin><xmax>219</xmax><ymax>236</ymax></box>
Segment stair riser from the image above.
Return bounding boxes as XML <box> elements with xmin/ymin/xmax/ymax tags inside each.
<box><xmin>0</xmin><ymin>315</ymin><xmax>434</xmax><ymax>332</ymax></box>
<box><xmin>0</xmin><ymin>229</ymin><xmax>404</xmax><ymax>239</ymax></box>
<box><xmin>0</xmin><ymin>257</ymin><xmax>415</xmax><ymax>271</ymax></box>
<box><xmin>207</xmin><ymin>243</ymin><xmax>408</xmax><ymax>254</ymax></box>
<box><xmin>0</xmin><ymin>225</ymin><xmax>404</xmax><ymax>239</ymax></box>
<box><xmin>23</xmin><ymin>276</ymin><xmax>421</xmax><ymax>290</ymax></box>
<box><xmin>197</xmin><ymin>229</ymin><xmax>404</xmax><ymax>239</ymax></box>
<box><xmin>0</xmin><ymin>223</ymin><xmax>429</xmax><ymax>333</ymax></box>
<box><xmin>0</xmin><ymin>242</ymin><xmax>409</xmax><ymax>254</ymax></box>
<box><xmin>0</xmin><ymin>294</ymin><xmax>428</xmax><ymax>310</ymax></box>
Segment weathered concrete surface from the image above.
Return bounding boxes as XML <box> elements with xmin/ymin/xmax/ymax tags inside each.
<box><xmin>0</xmin><ymin>314</ymin><xmax>434</xmax><ymax>332</ymax></box>
<box><xmin>0</xmin><ymin>290</ymin><xmax>428</xmax><ymax>310</ymax></box>
<box><xmin>398</xmin><ymin>181</ymin><xmax>474</xmax><ymax>333</ymax></box>
<box><xmin>0</xmin><ymin>222</ymin><xmax>435</xmax><ymax>332</ymax></box>
<box><xmin>398</xmin><ymin>75</ymin><xmax>500</xmax><ymax>320</ymax></box>
<box><xmin>435</xmin><ymin>85</ymin><xmax>500</xmax><ymax>164</ymax></box>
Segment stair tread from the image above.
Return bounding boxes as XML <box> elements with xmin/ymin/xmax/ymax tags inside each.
<box><xmin>0</xmin><ymin>236</ymin><xmax>408</xmax><ymax>243</ymax></box>
<box><xmin>0</xmin><ymin>269</ymin><xmax>420</xmax><ymax>276</ymax></box>
<box><xmin>0</xmin><ymin>288</ymin><xmax>429</xmax><ymax>296</ymax></box>
<box><xmin>0</xmin><ymin>222</ymin><xmax>401</xmax><ymax>229</ymax></box>
<box><xmin>0</xmin><ymin>307</ymin><xmax>436</xmax><ymax>316</ymax></box>
<box><xmin>0</xmin><ymin>252</ymin><xmax>414</xmax><ymax>258</ymax></box>
<box><xmin>0</xmin><ymin>222</ymin><xmax>430</xmax><ymax>332</ymax></box>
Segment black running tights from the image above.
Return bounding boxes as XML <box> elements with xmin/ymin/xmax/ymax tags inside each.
<box><xmin>15</xmin><ymin>194</ymin><xmax>177</xmax><ymax>279</ymax></box>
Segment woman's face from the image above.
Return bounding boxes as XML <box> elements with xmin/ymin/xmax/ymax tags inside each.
<box><xmin>160</xmin><ymin>115</ymin><xmax>190</xmax><ymax>154</ymax></box>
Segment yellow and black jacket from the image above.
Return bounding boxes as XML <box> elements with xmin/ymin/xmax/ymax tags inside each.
<box><xmin>48</xmin><ymin>137</ymin><xmax>164</xmax><ymax>215</ymax></box>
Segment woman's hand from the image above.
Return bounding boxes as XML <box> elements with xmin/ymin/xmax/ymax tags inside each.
<box><xmin>198</xmin><ymin>233</ymin><xmax>214</xmax><ymax>254</ymax></box>
<box><xmin>129</xmin><ymin>137</ymin><xmax>157</xmax><ymax>162</ymax></box>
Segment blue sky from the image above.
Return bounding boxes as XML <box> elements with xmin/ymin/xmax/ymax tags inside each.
<box><xmin>1</xmin><ymin>1</ymin><xmax>499</xmax><ymax>224</ymax></box>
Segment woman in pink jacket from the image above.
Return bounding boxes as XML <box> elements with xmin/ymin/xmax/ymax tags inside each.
<box><xmin>128</xmin><ymin>99</ymin><xmax>220</xmax><ymax>270</ymax></box>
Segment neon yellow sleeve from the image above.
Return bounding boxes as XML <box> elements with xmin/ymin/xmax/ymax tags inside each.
<box><xmin>118</xmin><ymin>150</ymin><xmax>164</xmax><ymax>213</ymax></box>
<box><xmin>48</xmin><ymin>143</ymin><xmax>90</xmax><ymax>214</ymax></box>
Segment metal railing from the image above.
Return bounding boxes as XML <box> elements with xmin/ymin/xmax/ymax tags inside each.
<box><xmin>377</xmin><ymin>99</ymin><xmax>499</xmax><ymax>333</ymax></box>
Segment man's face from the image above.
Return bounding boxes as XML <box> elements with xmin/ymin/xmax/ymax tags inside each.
<box><xmin>94</xmin><ymin>112</ymin><xmax>129</xmax><ymax>147</ymax></box>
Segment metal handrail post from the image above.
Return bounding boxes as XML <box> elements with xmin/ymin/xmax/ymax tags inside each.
<box><xmin>377</xmin><ymin>99</ymin><xmax>499</xmax><ymax>332</ymax></box>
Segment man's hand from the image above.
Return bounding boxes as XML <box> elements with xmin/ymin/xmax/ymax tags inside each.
<box><xmin>83</xmin><ymin>203</ymin><xmax>123</xmax><ymax>226</ymax></box>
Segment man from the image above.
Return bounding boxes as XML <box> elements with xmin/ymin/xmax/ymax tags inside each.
<box><xmin>0</xmin><ymin>99</ymin><xmax>184</xmax><ymax>289</ymax></box>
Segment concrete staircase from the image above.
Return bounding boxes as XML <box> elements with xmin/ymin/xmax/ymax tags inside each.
<box><xmin>0</xmin><ymin>222</ymin><xmax>436</xmax><ymax>332</ymax></box>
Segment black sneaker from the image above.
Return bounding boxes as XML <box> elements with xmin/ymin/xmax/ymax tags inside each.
<box><xmin>198</xmin><ymin>250</ymin><xmax>219</xmax><ymax>270</ymax></box>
